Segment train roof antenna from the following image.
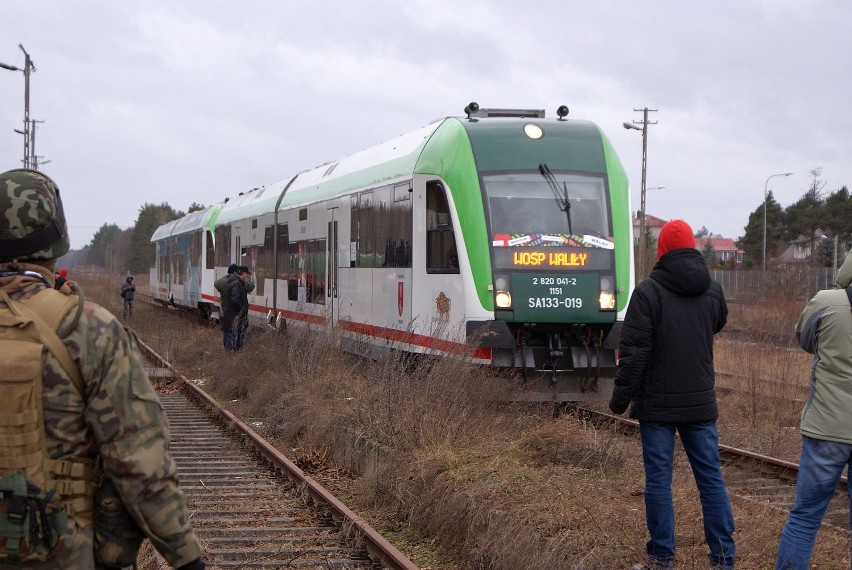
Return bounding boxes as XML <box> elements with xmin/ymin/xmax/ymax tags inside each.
<box><xmin>539</xmin><ymin>163</ymin><xmax>573</xmax><ymax>235</ymax></box>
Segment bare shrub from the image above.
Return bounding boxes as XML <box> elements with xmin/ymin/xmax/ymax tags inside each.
<box><xmin>71</xmin><ymin>271</ymin><xmax>852</xmax><ymax>569</ymax></box>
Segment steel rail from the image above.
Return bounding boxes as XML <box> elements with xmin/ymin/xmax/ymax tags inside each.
<box><xmin>136</xmin><ymin>336</ymin><xmax>420</xmax><ymax>570</ymax></box>
<box><xmin>569</xmin><ymin>406</ymin><xmax>847</xmax><ymax>491</ymax></box>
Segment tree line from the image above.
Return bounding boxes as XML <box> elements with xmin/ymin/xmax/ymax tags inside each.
<box><xmin>737</xmin><ymin>168</ymin><xmax>851</xmax><ymax>269</ymax></box>
<box><xmin>57</xmin><ymin>202</ymin><xmax>203</xmax><ymax>275</ymax></box>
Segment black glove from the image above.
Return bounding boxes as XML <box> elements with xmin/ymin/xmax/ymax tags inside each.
<box><xmin>609</xmin><ymin>398</ymin><xmax>628</xmax><ymax>415</ymax></box>
<box><xmin>178</xmin><ymin>559</ymin><xmax>206</xmax><ymax>570</ymax></box>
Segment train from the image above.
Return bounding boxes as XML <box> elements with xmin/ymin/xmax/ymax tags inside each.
<box><xmin>150</xmin><ymin>103</ymin><xmax>634</xmax><ymax>401</ymax></box>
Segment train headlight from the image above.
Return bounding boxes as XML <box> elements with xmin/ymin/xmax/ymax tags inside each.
<box><xmin>494</xmin><ymin>274</ymin><xmax>512</xmax><ymax>309</ymax></box>
<box><xmin>523</xmin><ymin>123</ymin><xmax>543</xmax><ymax>140</ymax></box>
<box><xmin>495</xmin><ymin>291</ymin><xmax>513</xmax><ymax>308</ymax></box>
<box><xmin>599</xmin><ymin>275</ymin><xmax>616</xmax><ymax>310</ymax></box>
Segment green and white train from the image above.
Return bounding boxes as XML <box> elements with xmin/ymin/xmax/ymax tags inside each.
<box><xmin>151</xmin><ymin>104</ymin><xmax>634</xmax><ymax>400</ymax></box>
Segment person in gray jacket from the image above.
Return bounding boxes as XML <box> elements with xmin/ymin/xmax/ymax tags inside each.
<box><xmin>776</xmin><ymin>251</ymin><xmax>852</xmax><ymax>569</ymax></box>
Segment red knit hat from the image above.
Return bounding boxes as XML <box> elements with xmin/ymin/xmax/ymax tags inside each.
<box><xmin>657</xmin><ymin>219</ymin><xmax>696</xmax><ymax>259</ymax></box>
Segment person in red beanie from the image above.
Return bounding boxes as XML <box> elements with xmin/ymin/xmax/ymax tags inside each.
<box><xmin>655</xmin><ymin>219</ymin><xmax>696</xmax><ymax>258</ymax></box>
<box><xmin>610</xmin><ymin>219</ymin><xmax>734</xmax><ymax>569</ymax></box>
<box><xmin>54</xmin><ymin>267</ymin><xmax>68</xmax><ymax>289</ymax></box>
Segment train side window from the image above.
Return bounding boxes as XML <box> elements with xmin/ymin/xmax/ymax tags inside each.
<box><xmin>387</xmin><ymin>183</ymin><xmax>412</xmax><ymax>268</ymax></box>
<box><xmin>375</xmin><ymin>186</ymin><xmax>390</xmax><ymax>268</ymax></box>
<box><xmin>253</xmin><ymin>225</ymin><xmax>275</xmax><ymax>297</ymax></box>
<box><xmin>426</xmin><ymin>181</ymin><xmax>459</xmax><ymax>274</ymax></box>
<box><xmin>350</xmin><ymin>190</ymin><xmax>376</xmax><ymax>267</ymax></box>
<box><xmin>205</xmin><ymin>231</ymin><xmax>215</xmax><ymax>269</ymax></box>
<box><xmin>215</xmin><ymin>225</ymin><xmax>231</xmax><ymax>268</ymax></box>
<box><xmin>276</xmin><ymin>224</ymin><xmax>289</xmax><ymax>281</ymax></box>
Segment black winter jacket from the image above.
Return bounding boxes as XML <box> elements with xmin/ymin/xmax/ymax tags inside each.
<box><xmin>220</xmin><ymin>276</ymin><xmax>247</xmax><ymax>332</ymax></box>
<box><xmin>609</xmin><ymin>248</ymin><xmax>727</xmax><ymax>423</ymax></box>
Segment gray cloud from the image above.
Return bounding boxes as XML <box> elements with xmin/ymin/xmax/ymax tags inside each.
<box><xmin>1</xmin><ymin>0</ymin><xmax>848</xmax><ymax>249</ymax></box>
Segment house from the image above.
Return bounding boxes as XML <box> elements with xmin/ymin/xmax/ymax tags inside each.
<box><xmin>695</xmin><ymin>237</ymin><xmax>744</xmax><ymax>264</ymax></box>
<box><xmin>778</xmin><ymin>235</ymin><xmax>814</xmax><ymax>263</ymax></box>
<box><xmin>778</xmin><ymin>232</ymin><xmax>845</xmax><ymax>265</ymax></box>
<box><xmin>631</xmin><ymin>212</ymin><xmax>668</xmax><ymax>245</ymax></box>
<box><xmin>632</xmin><ymin>212</ymin><xmax>743</xmax><ymax>264</ymax></box>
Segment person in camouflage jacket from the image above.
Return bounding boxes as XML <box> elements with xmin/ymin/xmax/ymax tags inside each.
<box><xmin>0</xmin><ymin>169</ymin><xmax>205</xmax><ymax>570</ymax></box>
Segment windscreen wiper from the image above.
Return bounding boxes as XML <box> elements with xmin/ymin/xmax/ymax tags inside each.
<box><xmin>539</xmin><ymin>163</ymin><xmax>573</xmax><ymax>235</ymax></box>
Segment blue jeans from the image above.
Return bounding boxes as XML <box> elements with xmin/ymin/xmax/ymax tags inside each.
<box><xmin>776</xmin><ymin>435</ymin><xmax>852</xmax><ymax>569</ymax></box>
<box><xmin>640</xmin><ymin>421</ymin><xmax>736</xmax><ymax>569</ymax></box>
<box><xmin>223</xmin><ymin>330</ymin><xmax>237</xmax><ymax>351</ymax></box>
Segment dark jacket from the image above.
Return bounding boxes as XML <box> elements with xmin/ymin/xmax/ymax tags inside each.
<box><xmin>220</xmin><ymin>275</ymin><xmax>246</xmax><ymax>332</ymax></box>
<box><xmin>120</xmin><ymin>280</ymin><xmax>136</xmax><ymax>301</ymax></box>
<box><xmin>609</xmin><ymin>248</ymin><xmax>727</xmax><ymax>423</ymax></box>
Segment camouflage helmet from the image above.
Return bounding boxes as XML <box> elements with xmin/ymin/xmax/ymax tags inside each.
<box><xmin>0</xmin><ymin>168</ymin><xmax>70</xmax><ymax>262</ymax></box>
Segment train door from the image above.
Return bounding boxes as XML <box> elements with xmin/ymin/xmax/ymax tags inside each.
<box><xmin>412</xmin><ymin>180</ymin><xmax>469</xmax><ymax>340</ymax></box>
<box><xmin>167</xmin><ymin>240</ymin><xmax>175</xmax><ymax>301</ymax></box>
<box><xmin>326</xmin><ymin>207</ymin><xmax>339</xmax><ymax>326</ymax></box>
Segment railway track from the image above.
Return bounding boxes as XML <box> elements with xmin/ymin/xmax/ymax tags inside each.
<box><xmin>569</xmin><ymin>406</ymin><xmax>850</xmax><ymax>531</ymax></box>
<box><xmin>138</xmin><ymin>338</ymin><xmax>419</xmax><ymax>570</ymax></box>
<box><xmin>714</xmin><ymin>370</ymin><xmax>808</xmax><ymax>403</ymax></box>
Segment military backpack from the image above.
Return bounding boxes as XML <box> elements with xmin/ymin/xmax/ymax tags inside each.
<box><xmin>0</xmin><ymin>283</ymin><xmax>97</xmax><ymax>562</ymax></box>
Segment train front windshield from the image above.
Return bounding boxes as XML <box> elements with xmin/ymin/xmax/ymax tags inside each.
<box><xmin>483</xmin><ymin>171</ymin><xmax>610</xmax><ymax>240</ymax></box>
<box><xmin>484</xmin><ymin>170</ymin><xmax>617</xmax><ymax>323</ymax></box>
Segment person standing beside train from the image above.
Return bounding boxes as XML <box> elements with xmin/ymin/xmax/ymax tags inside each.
<box><xmin>220</xmin><ymin>265</ymin><xmax>249</xmax><ymax>351</ymax></box>
<box><xmin>775</xmin><ymin>251</ymin><xmax>852</xmax><ymax>569</ymax></box>
<box><xmin>234</xmin><ymin>265</ymin><xmax>251</xmax><ymax>350</ymax></box>
<box><xmin>609</xmin><ymin>219</ymin><xmax>735</xmax><ymax>570</ymax></box>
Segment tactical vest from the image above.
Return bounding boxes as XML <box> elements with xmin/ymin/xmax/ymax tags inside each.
<box><xmin>0</xmin><ymin>284</ymin><xmax>98</xmax><ymax>562</ymax></box>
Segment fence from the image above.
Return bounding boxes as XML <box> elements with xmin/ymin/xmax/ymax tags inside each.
<box><xmin>710</xmin><ymin>266</ymin><xmax>839</xmax><ymax>304</ymax></box>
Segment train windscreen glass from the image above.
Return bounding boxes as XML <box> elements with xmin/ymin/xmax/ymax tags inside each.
<box><xmin>484</xmin><ymin>172</ymin><xmax>610</xmax><ymax>238</ymax></box>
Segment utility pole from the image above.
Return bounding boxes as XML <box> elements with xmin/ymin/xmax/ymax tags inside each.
<box><xmin>624</xmin><ymin>107</ymin><xmax>658</xmax><ymax>278</ymax></box>
<box><xmin>1</xmin><ymin>45</ymin><xmax>36</xmax><ymax>168</ymax></box>
<box><xmin>19</xmin><ymin>44</ymin><xmax>35</xmax><ymax>169</ymax></box>
<box><xmin>30</xmin><ymin>119</ymin><xmax>44</xmax><ymax>169</ymax></box>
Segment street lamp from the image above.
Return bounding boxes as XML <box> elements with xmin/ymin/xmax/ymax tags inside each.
<box><xmin>762</xmin><ymin>172</ymin><xmax>793</xmax><ymax>282</ymax></box>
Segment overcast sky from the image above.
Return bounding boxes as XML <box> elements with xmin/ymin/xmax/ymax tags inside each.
<box><xmin>1</xmin><ymin>1</ymin><xmax>848</xmax><ymax>250</ymax></box>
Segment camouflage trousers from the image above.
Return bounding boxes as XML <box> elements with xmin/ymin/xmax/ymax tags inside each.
<box><xmin>0</xmin><ymin>522</ymin><xmax>96</xmax><ymax>570</ymax></box>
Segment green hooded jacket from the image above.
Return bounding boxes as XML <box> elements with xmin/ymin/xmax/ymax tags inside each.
<box><xmin>795</xmin><ymin>251</ymin><xmax>852</xmax><ymax>444</ymax></box>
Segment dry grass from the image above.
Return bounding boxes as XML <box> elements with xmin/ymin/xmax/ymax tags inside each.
<box><xmin>72</xmin><ymin>270</ymin><xmax>850</xmax><ymax>569</ymax></box>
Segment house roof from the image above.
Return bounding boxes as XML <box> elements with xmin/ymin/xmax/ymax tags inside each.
<box><xmin>695</xmin><ymin>237</ymin><xmax>743</xmax><ymax>254</ymax></box>
<box><xmin>631</xmin><ymin>212</ymin><xmax>669</xmax><ymax>228</ymax></box>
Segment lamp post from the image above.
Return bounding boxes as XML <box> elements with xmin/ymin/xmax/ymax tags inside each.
<box><xmin>762</xmin><ymin>172</ymin><xmax>793</xmax><ymax>282</ymax></box>
<box><xmin>624</xmin><ymin>107</ymin><xmax>658</xmax><ymax>277</ymax></box>
<box><xmin>0</xmin><ymin>45</ymin><xmax>35</xmax><ymax>168</ymax></box>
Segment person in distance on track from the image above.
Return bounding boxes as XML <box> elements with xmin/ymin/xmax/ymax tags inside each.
<box><xmin>0</xmin><ymin>169</ymin><xmax>205</xmax><ymax>570</ymax></box>
<box><xmin>775</xmin><ymin>251</ymin><xmax>852</xmax><ymax>569</ymax></box>
<box><xmin>609</xmin><ymin>219</ymin><xmax>735</xmax><ymax>570</ymax></box>
<box><xmin>120</xmin><ymin>274</ymin><xmax>136</xmax><ymax>318</ymax></box>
